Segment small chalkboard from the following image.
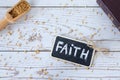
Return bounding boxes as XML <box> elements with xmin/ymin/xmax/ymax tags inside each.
<box><xmin>51</xmin><ymin>36</ymin><xmax>95</xmax><ymax>67</ymax></box>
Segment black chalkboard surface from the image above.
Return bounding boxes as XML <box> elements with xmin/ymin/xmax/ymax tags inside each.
<box><xmin>52</xmin><ymin>36</ymin><xmax>95</xmax><ymax>67</ymax></box>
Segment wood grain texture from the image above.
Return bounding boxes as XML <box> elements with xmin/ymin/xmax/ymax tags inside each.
<box><xmin>0</xmin><ymin>8</ymin><xmax>120</xmax><ymax>50</ymax></box>
<box><xmin>0</xmin><ymin>52</ymin><xmax>120</xmax><ymax>80</ymax></box>
<box><xmin>0</xmin><ymin>0</ymin><xmax>120</xmax><ymax>80</ymax></box>
<box><xmin>0</xmin><ymin>0</ymin><xmax>98</xmax><ymax>7</ymax></box>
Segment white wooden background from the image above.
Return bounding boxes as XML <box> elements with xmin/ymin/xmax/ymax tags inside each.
<box><xmin>0</xmin><ymin>0</ymin><xmax>120</xmax><ymax>80</ymax></box>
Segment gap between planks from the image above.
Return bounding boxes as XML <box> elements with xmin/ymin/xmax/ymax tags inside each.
<box><xmin>1</xmin><ymin>77</ymin><xmax>120</xmax><ymax>79</ymax></box>
<box><xmin>0</xmin><ymin>50</ymin><xmax>120</xmax><ymax>52</ymax></box>
<box><xmin>1</xmin><ymin>77</ymin><xmax>120</xmax><ymax>80</ymax></box>
<box><xmin>0</xmin><ymin>6</ymin><xmax>99</xmax><ymax>8</ymax></box>
<box><xmin>0</xmin><ymin>50</ymin><xmax>51</xmax><ymax>52</ymax></box>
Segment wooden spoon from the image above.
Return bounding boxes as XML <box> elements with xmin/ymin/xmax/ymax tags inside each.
<box><xmin>0</xmin><ymin>0</ymin><xmax>31</xmax><ymax>30</ymax></box>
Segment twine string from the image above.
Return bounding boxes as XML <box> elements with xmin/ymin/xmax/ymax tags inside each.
<box><xmin>81</xmin><ymin>35</ymin><xmax>109</xmax><ymax>53</ymax></box>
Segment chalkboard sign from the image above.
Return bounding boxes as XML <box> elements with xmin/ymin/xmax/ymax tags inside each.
<box><xmin>51</xmin><ymin>36</ymin><xmax>96</xmax><ymax>67</ymax></box>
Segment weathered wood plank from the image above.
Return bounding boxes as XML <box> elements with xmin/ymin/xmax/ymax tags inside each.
<box><xmin>0</xmin><ymin>0</ymin><xmax>98</xmax><ymax>7</ymax></box>
<box><xmin>0</xmin><ymin>52</ymin><xmax>120</xmax><ymax>68</ymax></box>
<box><xmin>1</xmin><ymin>78</ymin><xmax>120</xmax><ymax>80</ymax></box>
<box><xmin>0</xmin><ymin>1</ymin><xmax>119</xmax><ymax>80</ymax></box>
<box><xmin>0</xmin><ymin>40</ymin><xmax>120</xmax><ymax>51</ymax></box>
<box><xmin>0</xmin><ymin>52</ymin><xmax>120</xmax><ymax>80</ymax></box>
<box><xmin>0</xmin><ymin>8</ymin><xmax>120</xmax><ymax>50</ymax></box>
<box><xmin>1</xmin><ymin>67</ymin><xmax>120</xmax><ymax>79</ymax></box>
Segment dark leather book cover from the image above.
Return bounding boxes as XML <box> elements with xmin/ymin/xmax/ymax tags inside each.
<box><xmin>97</xmin><ymin>0</ymin><xmax>120</xmax><ymax>31</ymax></box>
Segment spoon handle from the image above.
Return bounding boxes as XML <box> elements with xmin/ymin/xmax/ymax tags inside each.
<box><xmin>0</xmin><ymin>18</ymin><xmax>9</xmax><ymax>31</ymax></box>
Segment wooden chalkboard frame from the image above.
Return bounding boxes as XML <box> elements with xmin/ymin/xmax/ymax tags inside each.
<box><xmin>51</xmin><ymin>36</ymin><xmax>96</xmax><ymax>67</ymax></box>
